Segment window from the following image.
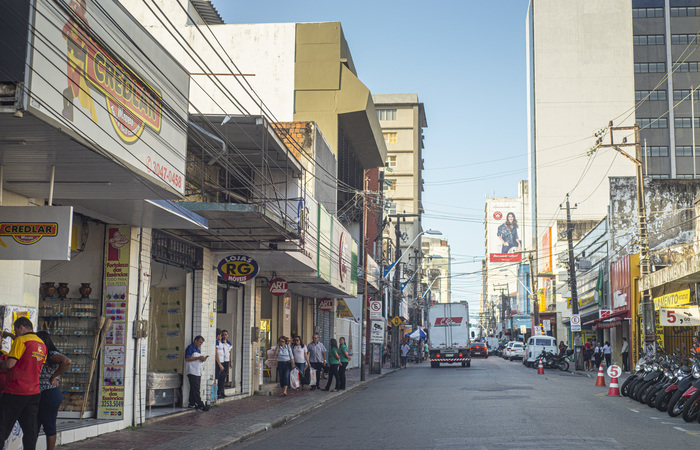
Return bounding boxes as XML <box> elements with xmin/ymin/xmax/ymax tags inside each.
<box><xmin>633</xmin><ymin>7</ymin><xmax>664</xmax><ymax>18</ymax></box>
<box><xmin>673</xmin><ymin>62</ymin><xmax>700</xmax><ymax>72</ymax></box>
<box><xmin>674</xmin><ymin>117</ymin><xmax>700</xmax><ymax>128</ymax></box>
<box><xmin>646</xmin><ymin>146</ymin><xmax>669</xmax><ymax>157</ymax></box>
<box><xmin>386</xmin><ymin>178</ymin><xmax>397</xmax><ymax>191</ymax></box>
<box><xmin>383</xmin><ymin>132</ymin><xmax>397</xmax><ymax>144</ymax></box>
<box><xmin>676</xmin><ymin>146</ymin><xmax>696</xmax><ymax>157</ymax></box>
<box><xmin>651</xmin><ymin>174</ymin><xmax>670</xmax><ymax>179</ymax></box>
<box><xmin>635</xmin><ymin>90</ymin><xmax>667</xmax><ymax>101</ymax></box>
<box><xmin>377</xmin><ymin>109</ymin><xmax>397</xmax><ymax>121</ymax></box>
<box><xmin>638</xmin><ymin>117</ymin><xmax>668</xmax><ymax>128</ymax></box>
<box><xmin>671</xmin><ymin>7</ymin><xmax>700</xmax><ymax>17</ymax></box>
<box><xmin>387</xmin><ymin>155</ymin><xmax>397</xmax><ymax>167</ymax></box>
<box><xmin>671</xmin><ymin>34</ymin><xmax>699</xmax><ymax>45</ymax></box>
<box><xmin>634</xmin><ymin>62</ymin><xmax>666</xmax><ymax>73</ymax></box>
<box><xmin>633</xmin><ymin>35</ymin><xmax>665</xmax><ymax>46</ymax></box>
<box><xmin>673</xmin><ymin>90</ymin><xmax>700</xmax><ymax>101</ymax></box>
<box><xmin>676</xmin><ymin>174</ymin><xmax>696</xmax><ymax>179</ymax></box>
<box><xmin>388</xmin><ymin>203</ymin><xmax>397</xmax><ymax>215</ymax></box>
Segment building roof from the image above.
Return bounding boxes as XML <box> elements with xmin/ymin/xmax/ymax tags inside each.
<box><xmin>191</xmin><ymin>0</ymin><xmax>225</xmax><ymax>25</ymax></box>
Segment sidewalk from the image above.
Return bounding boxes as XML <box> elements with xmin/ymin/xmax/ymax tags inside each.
<box><xmin>63</xmin><ymin>366</ymin><xmax>398</xmax><ymax>449</ymax></box>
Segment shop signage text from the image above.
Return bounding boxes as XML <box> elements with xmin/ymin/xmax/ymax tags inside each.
<box><xmin>660</xmin><ymin>306</ymin><xmax>700</xmax><ymax>326</ymax></box>
<box><xmin>0</xmin><ymin>206</ymin><xmax>73</xmax><ymax>260</ymax></box>
<box><xmin>434</xmin><ymin>317</ymin><xmax>463</xmax><ymax>327</ymax></box>
<box><xmin>217</xmin><ymin>255</ymin><xmax>259</xmax><ymax>283</ymax></box>
<box><xmin>653</xmin><ymin>289</ymin><xmax>690</xmax><ymax>310</ymax></box>
<box><xmin>318</xmin><ymin>298</ymin><xmax>333</xmax><ymax>312</ymax></box>
<box><xmin>269</xmin><ymin>278</ymin><xmax>288</xmax><ymax>296</ymax></box>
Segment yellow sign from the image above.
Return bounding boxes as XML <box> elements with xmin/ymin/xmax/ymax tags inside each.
<box><xmin>653</xmin><ymin>289</ymin><xmax>690</xmax><ymax>310</ymax></box>
<box><xmin>566</xmin><ymin>295</ymin><xmax>596</xmax><ymax>309</ymax></box>
<box><xmin>336</xmin><ymin>299</ymin><xmax>354</xmax><ymax>318</ymax></box>
<box><xmin>392</xmin><ymin>316</ymin><xmax>402</xmax><ymax>327</ymax></box>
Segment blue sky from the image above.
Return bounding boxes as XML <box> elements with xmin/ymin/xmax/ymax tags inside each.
<box><xmin>212</xmin><ymin>1</ymin><xmax>531</xmax><ymax>306</ymax></box>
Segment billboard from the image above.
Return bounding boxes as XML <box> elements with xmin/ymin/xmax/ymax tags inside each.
<box><xmin>487</xmin><ymin>199</ymin><xmax>523</xmax><ymax>263</ymax></box>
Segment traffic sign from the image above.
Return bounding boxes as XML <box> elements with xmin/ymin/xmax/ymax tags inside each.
<box><xmin>369</xmin><ymin>301</ymin><xmax>382</xmax><ymax>319</ymax></box>
<box><xmin>391</xmin><ymin>316</ymin><xmax>402</xmax><ymax>327</ymax></box>
<box><xmin>607</xmin><ymin>365</ymin><xmax>621</xmax><ymax>378</ymax></box>
<box><xmin>570</xmin><ymin>314</ymin><xmax>581</xmax><ymax>332</ymax></box>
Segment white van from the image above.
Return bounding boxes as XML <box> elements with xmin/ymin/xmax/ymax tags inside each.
<box><xmin>523</xmin><ymin>335</ymin><xmax>558</xmax><ymax>367</ymax></box>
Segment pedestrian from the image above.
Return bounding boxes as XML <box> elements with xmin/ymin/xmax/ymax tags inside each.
<box><xmin>185</xmin><ymin>335</ymin><xmax>209</xmax><ymax>411</ymax></box>
<box><xmin>338</xmin><ymin>337</ymin><xmax>350</xmax><ymax>391</ymax></box>
<box><xmin>307</xmin><ymin>333</ymin><xmax>326</xmax><ymax>390</ymax></box>
<box><xmin>274</xmin><ymin>336</ymin><xmax>294</xmax><ymax>396</ymax></box>
<box><xmin>35</xmin><ymin>331</ymin><xmax>71</xmax><ymax>450</ymax></box>
<box><xmin>400</xmin><ymin>339</ymin><xmax>410</xmax><ymax>368</ymax></box>
<box><xmin>424</xmin><ymin>341</ymin><xmax>429</xmax><ymax>361</ymax></box>
<box><xmin>559</xmin><ymin>341</ymin><xmax>567</xmax><ymax>356</ymax></box>
<box><xmin>292</xmin><ymin>336</ymin><xmax>309</xmax><ymax>390</ymax></box>
<box><xmin>603</xmin><ymin>341</ymin><xmax>612</xmax><ymax>368</ymax></box>
<box><xmin>584</xmin><ymin>340</ymin><xmax>593</xmax><ymax>371</ymax></box>
<box><xmin>215</xmin><ymin>329</ymin><xmax>233</xmax><ymax>399</ymax></box>
<box><xmin>593</xmin><ymin>340</ymin><xmax>603</xmax><ymax>370</ymax></box>
<box><xmin>0</xmin><ymin>317</ymin><xmax>48</xmax><ymax>450</ymax></box>
<box><xmin>323</xmin><ymin>338</ymin><xmax>340</xmax><ymax>392</ymax></box>
<box><xmin>621</xmin><ymin>337</ymin><xmax>629</xmax><ymax>372</ymax></box>
<box><xmin>693</xmin><ymin>335</ymin><xmax>700</xmax><ymax>354</ymax></box>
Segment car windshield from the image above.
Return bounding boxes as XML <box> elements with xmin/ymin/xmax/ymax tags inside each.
<box><xmin>513</xmin><ymin>343</ymin><xmax>523</xmax><ymax>348</ymax></box>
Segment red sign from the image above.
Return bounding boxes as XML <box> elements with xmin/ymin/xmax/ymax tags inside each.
<box><xmin>0</xmin><ymin>222</ymin><xmax>58</xmax><ymax>245</ymax></box>
<box><xmin>269</xmin><ymin>278</ymin><xmax>288</xmax><ymax>296</ymax></box>
<box><xmin>599</xmin><ymin>310</ymin><xmax>613</xmax><ymax>319</ymax></box>
<box><xmin>318</xmin><ymin>298</ymin><xmax>333</xmax><ymax>312</ymax></box>
<box><xmin>489</xmin><ymin>253</ymin><xmax>522</xmax><ymax>263</ymax></box>
<box><xmin>434</xmin><ymin>317</ymin><xmax>463</xmax><ymax>327</ymax></box>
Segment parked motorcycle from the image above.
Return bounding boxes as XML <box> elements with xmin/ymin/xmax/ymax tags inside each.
<box><xmin>536</xmin><ymin>349</ymin><xmax>572</xmax><ymax>372</ymax></box>
<box><xmin>622</xmin><ymin>356</ymin><xmax>651</xmax><ymax>397</ymax></box>
<box><xmin>655</xmin><ymin>361</ymin><xmax>693</xmax><ymax>412</ymax></box>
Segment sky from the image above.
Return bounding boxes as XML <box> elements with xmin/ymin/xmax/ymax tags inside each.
<box><xmin>212</xmin><ymin>1</ymin><xmax>531</xmax><ymax>313</ymax></box>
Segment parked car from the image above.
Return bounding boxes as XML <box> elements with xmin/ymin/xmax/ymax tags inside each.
<box><xmin>470</xmin><ymin>342</ymin><xmax>488</xmax><ymax>358</ymax></box>
<box><xmin>508</xmin><ymin>342</ymin><xmax>525</xmax><ymax>361</ymax></box>
<box><xmin>502</xmin><ymin>341</ymin><xmax>516</xmax><ymax>359</ymax></box>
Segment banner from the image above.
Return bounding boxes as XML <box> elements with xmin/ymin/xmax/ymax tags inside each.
<box><xmin>99</xmin><ymin>226</ymin><xmax>130</xmax><ymax>419</ymax></box>
<box><xmin>487</xmin><ymin>200</ymin><xmax>523</xmax><ymax>263</ymax></box>
<box><xmin>653</xmin><ymin>289</ymin><xmax>690</xmax><ymax>310</ymax></box>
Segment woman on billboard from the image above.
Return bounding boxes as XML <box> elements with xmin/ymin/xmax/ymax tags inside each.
<box><xmin>497</xmin><ymin>212</ymin><xmax>521</xmax><ymax>253</ymax></box>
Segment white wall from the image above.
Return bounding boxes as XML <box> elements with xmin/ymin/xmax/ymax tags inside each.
<box><xmin>119</xmin><ymin>1</ymin><xmax>296</xmax><ymax>119</ymax></box>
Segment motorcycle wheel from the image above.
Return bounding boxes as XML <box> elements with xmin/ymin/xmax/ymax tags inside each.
<box><xmin>669</xmin><ymin>390</ymin><xmax>689</xmax><ymax>417</ymax></box>
<box><xmin>557</xmin><ymin>360</ymin><xmax>569</xmax><ymax>371</ymax></box>
<box><xmin>637</xmin><ymin>380</ymin><xmax>656</xmax><ymax>405</ymax></box>
<box><xmin>655</xmin><ymin>389</ymin><xmax>673</xmax><ymax>412</ymax></box>
<box><xmin>626</xmin><ymin>378</ymin><xmax>643</xmax><ymax>399</ymax></box>
<box><xmin>632</xmin><ymin>379</ymin><xmax>651</xmax><ymax>401</ymax></box>
<box><xmin>646</xmin><ymin>386</ymin><xmax>663</xmax><ymax>407</ymax></box>
<box><xmin>621</xmin><ymin>375</ymin><xmax>637</xmax><ymax>397</ymax></box>
<box><xmin>681</xmin><ymin>390</ymin><xmax>700</xmax><ymax>422</ymax></box>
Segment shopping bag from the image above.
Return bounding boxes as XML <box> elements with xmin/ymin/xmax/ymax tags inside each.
<box><xmin>290</xmin><ymin>368</ymin><xmax>300</xmax><ymax>389</ymax></box>
<box><xmin>303</xmin><ymin>365</ymin><xmax>311</xmax><ymax>385</ymax></box>
<box><xmin>308</xmin><ymin>367</ymin><xmax>317</xmax><ymax>386</ymax></box>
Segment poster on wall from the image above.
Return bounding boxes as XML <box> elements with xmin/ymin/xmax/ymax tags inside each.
<box><xmin>99</xmin><ymin>226</ymin><xmax>130</xmax><ymax>419</ymax></box>
<box><xmin>487</xmin><ymin>200</ymin><xmax>523</xmax><ymax>263</ymax></box>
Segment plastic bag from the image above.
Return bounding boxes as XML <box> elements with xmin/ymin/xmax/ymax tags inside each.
<box><xmin>308</xmin><ymin>367</ymin><xmax>317</xmax><ymax>386</ymax></box>
<box><xmin>290</xmin><ymin>368</ymin><xmax>300</xmax><ymax>389</ymax></box>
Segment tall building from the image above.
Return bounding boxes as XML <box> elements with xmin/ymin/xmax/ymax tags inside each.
<box><xmin>421</xmin><ymin>236</ymin><xmax>451</xmax><ymax>304</ymax></box>
<box><xmin>527</xmin><ymin>0</ymin><xmax>637</xmax><ymax>250</ymax></box>
<box><xmin>373</xmin><ymin>94</ymin><xmax>427</xmax><ymax>317</ymax></box>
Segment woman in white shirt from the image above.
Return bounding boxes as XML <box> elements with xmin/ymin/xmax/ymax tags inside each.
<box><xmin>291</xmin><ymin>336</ymin><xmax>310</xmax><ymax>390</ymax></box>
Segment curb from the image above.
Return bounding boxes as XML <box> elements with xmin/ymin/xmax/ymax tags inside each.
<box><xmin>211</xmin><ymin>368</ymin><xmax>397</xmax><ymax>449</ymax></box>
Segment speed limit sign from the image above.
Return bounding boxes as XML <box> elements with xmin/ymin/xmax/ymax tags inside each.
<box><xmin>607</xmin><ymin>365</ymin><xmax>621</xmax><ymax>378</ymax></box>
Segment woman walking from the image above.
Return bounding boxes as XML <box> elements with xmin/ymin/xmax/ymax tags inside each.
<box><xmin>593</xmin><ymin>340</ymin><xmax>603</xmax><ymax>370</ymax></box>
<box><xmin>274</xmin><ymin>336</ymin><xmax>294</xmax><ymax>396</ymax></box>
<box><xmin>603</xmin><ymin>341</ymin><xmax>612</xmax><ymax>368</ymax></box>
<box><xmin>36</xmin><ymin>331</ymin><xmax>71</xmax><ymax>450</ymax></box>
<box><xmin>292</xmin><ymin>336</ymin><xmax>309</xmax><ymax>390</ymax></box>
<box><xmin>338</xmin><ymin>337</ymin><xmax>351</xmax><ymax>391</ymax></box>
<box><xmin>324</xmin><ymin>338</ymin><xmax>341</xmax><ymax>392</ymax></box>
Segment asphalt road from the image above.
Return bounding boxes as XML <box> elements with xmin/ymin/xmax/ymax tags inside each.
<box><xmin>231</xmin><ymin>357</ymin><xmax>700</xmax><ymax>449</ymax></box>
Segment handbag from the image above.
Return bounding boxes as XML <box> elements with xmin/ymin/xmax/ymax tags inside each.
<box><xmin>290</xmin><ymin>368</ymin><xmax>300</xmax><ymax>389</ymax></box>
<box><xmin>303</xmin><ymin>365</ymin><xmax>311</xmax><ymax>385</ymax></box>
<box><xmin>308</xmin><ymin>367</ymin><xmax>317</xmax><ymax>386</ymax></box>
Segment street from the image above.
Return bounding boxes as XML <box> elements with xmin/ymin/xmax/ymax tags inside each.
<box><xmin>233</xmin><ymin>358</ymin><xmax>700</xmax><ymax>449</ymax></box>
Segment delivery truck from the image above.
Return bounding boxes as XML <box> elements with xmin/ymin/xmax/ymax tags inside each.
<box><xmin>428</xmin><ymin>302</ymin><xmax>471</xmax><ymax>368</ymax></box>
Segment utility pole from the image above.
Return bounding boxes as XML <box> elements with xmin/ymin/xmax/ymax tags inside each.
<box><xmin>562</xmin><ymin>193</ymin><xmax>583</xmax><ymax>370</ymax></box>
<box><xmin>592</xmin><ymin>122</ymin><xmax>654</xmax><ymax>358</ymax></box>
<box><xmin>392</xmin><ymin>217</ymin><xmax>402</xmax><ymax>368</ymax></box>
<box><xmin>528</xmin><ymin>253</ymin><xmax>539</xmax><ymax>331</ymax></box>
<box><xmin>361</xmin><ymin>173</ymin><xmax>369</xmax><ymax>381</ymax></box>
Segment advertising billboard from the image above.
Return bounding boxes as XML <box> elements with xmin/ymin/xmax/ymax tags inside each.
<box><xmin>487</xmin><ymin>199</ymin><xmax>523</xmax><ymax>263</ymax></box>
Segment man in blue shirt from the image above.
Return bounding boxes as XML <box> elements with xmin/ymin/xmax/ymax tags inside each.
<box><xmin>185</xmin><ymin>336</ymin><xmax>209</xmax><ymax>411</ymax></box>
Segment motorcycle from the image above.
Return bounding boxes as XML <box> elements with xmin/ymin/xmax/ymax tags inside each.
<box><xmin>655</xmin><ymin>360</ymin><xmax>693</xmax><ymax>412</ymax></box>
<box><xmin>537</xmin><ymin>349</ymin><xmax>572</xmax><ymax>372</ymax></box>
<box><xmin>621</xmin><ymin>356</ymin><xmax>651</xmax><ymax>397</ymax></box>
<box><xmin>668</xmin><ymin>358</ymin><xmax>700</xmax><ymax>418</ymax></box>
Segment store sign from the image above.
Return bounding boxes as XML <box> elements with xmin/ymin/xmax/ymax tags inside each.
<box><xmin>217</xmin><ymin>255</ymin><xmax>259</xmax><ymax>283</ymax></box>
<box><xmin>318</xmin><ymin>298</ymin><xmax>333</xmax><ymax>312</ymax></box>
<box><xmin>28</xmin><ymin>0</ymin><xmax>188</xmax><ymax>194</ymax></box>
<box><xmin>100</xmin><ymin>225</ymin><xmax>130</xmax><ymax>419</ymax></box>
<box><xmin>0</xmin><ymin>206</ymin><xmax>73</xmax><ymax>260</ymax></box>
<box><xmin>338</xmin><ymin>232</ymin><xmax>348</xmax><ymax>282</ymax></box>
<box><xmin>269</xmin><ymin>278</ymin><xmax>288</xmax><ymax>296</ymax></box>
<box><xmin>653</xmin><ymin>289</ymin><xmax>690</xmax><ymax>310</ymax></box>
<box><xmin>660</xmin><ymin>306</ymin><xmax>700</xmax><ymax>326</ymax></box>
<box><xmin>599</xmin><ymin>310</ymin><xmax>613</xmax><ymax>319</ymax></box>
<box><xmin>336</xmin><ymin>299</ymin><xmax>354</xmax><ymax>318</ymax></box>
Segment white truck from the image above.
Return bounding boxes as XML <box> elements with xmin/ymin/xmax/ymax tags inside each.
<box><xmin>428</xmin><ymin>302</ymin><xmax>471</xmax><ymax>368</ymax></box>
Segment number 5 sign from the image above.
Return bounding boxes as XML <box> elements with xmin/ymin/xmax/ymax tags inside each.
<box><xmin>607</xmin><ymin>365</ymin><xmax>621</xmax><ymax>378</ymax></box>
<box><xmin>660</xmin><ymin>306</ymin><xmax>700</xmax><ymax>326</ymax></box>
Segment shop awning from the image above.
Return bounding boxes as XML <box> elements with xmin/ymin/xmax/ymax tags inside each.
<box><xmin>582</xmin><ymin>309</ymin><xmax>630</xmax><ymax>327</ymax></box>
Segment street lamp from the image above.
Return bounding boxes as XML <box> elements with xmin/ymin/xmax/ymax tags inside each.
<box><xmin>385</xmin><ymin>228</ymin><xmax>441</xmax><ymax>368</ymax></box>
